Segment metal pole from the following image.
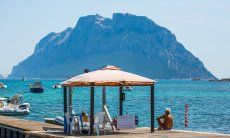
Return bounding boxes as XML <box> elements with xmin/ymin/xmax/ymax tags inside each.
<box><xmin>63</xmin><ymin>86</ymin><xmax>68</xmax><ymax>134</ymax></box>
<box><xmin>102</xmin><ymin>86</ymin><xmax>106</xmax><ymax>112</ymax></box>
<box><xmin>68</xmin><ymin>87</ymin><xmax>73</xmax><ymax>115</ymax></box>
<box><xmin>119</xmin><ymin>86</ymin><xmax>123</xmax><ymax>116</ymax></box>
<box><xmin>150</xmin><ymin>85</ymin><xmax>155</xmax><ymax>132</ymax></box>
<box><xmin>90</xmin><ymin>85</ymin><xmax>95</xmax><ymax>135</ymax></box>
<box><xmin>63</xmin><ymin>86</ymin><xmax>67</xmax><ymax>114</ymax></box>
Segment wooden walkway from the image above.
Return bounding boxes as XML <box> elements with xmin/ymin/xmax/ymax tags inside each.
<box><xmin>0</xmin><ymin>115</ymin><xmax>62</xmax><ymax>138</ymax></box>
<box><xmin>40</xmin><ymin>128</ymin><xmax>230</xmax><ymax>138</ymax></box>
<box><xmin>0</xmin><ymin>115</ymin><xmax>229</xmax><ymax>138</ymax></box>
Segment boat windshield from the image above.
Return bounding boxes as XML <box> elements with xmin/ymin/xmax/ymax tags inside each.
<box><xmin>31</xmin><ymin>82</ymin><xmax>42</xmax><ymax>88</ymax></box>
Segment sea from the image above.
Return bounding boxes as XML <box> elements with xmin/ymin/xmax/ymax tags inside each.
<box><xmin>0</xmin><ymin>79</ymin><xmax>230</xmax><ymax>134</ymax></box>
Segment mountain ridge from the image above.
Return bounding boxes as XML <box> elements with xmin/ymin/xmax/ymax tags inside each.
<box><xmin>8</xmin><ymin>13</ymin><xmax>216</xmax><ymax>79</ymax></box>
<box><xmin>0</xmin><ymin>74</ymin><xmax>5</xmax><ymax>79</ymax></box>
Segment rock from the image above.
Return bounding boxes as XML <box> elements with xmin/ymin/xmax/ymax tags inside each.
<box><xmin>8</xmin><ymin>13</ymin><xmax>216</xmax><ymax>79</ymax></box>
<box><xmin>0</xmin><ymin>74</ymin><xmax>5</xmax><ymax>79</ymax></box>
<box><xmin>219</xmin><ymin>78</ymin><xmax>230</xmax><ymax>82</ymax></box>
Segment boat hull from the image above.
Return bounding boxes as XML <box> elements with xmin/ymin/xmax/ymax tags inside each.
<box><xmin>30</xmin><ymin>88</ymin><xmax>44</xmax><ymax>93</ymax></box>
<box><xmin>0</xmin><ymin>110</ymin><xmax>30</xmax><ymax>116</ymax></box>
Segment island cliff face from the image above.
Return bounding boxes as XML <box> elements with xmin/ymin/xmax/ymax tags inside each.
<box><xmin>0</xmin><ymin>74</ymin><xmax>5</xmax><ymax>79</ymax></box>
<box><xmin>8</xmin><ymin>13</ymin><xmax>216</xmax><ymax>79</ymax></box>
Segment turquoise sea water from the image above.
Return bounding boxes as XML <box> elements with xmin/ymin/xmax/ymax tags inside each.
<box><xmin>0</xmin><ymin>79</ymin><xmax>230</xmax><ymax>134</ymax></box>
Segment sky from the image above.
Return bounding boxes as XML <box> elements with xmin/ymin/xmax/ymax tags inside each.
<box><xmin>0</xmin><ymin>0</ymin><xmax>229</xmax><ymax>79</ymax></box>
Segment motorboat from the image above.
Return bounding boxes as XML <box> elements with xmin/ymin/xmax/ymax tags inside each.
<box><xmin>123</xmin><ymin>86</ymin><xmax>133</xmax><ymax>91</ymax></box>
<box><xmin>52</xmin><ymin>84</ymin><xmax>61</xmax><ymax>89</ymax></box>
<box><xmin>22</xmin><ymin>77</ymin><xmax>27</xmax><ymax>81</ymax></box>
<box><xmin>0</xmin><ymin>94</ymin><xmax>30</xmax><ymax>116</ymax></box>
<box><xmin>0</xmin><ymin>83</ymin><xmax>7</xmax><ymax>89</ymax></box>
<box><xmin>192</xmin><ymin>78</ymin><xmax>201</xmax><ymax>81</ymax></box>
<box><xmin>44</xmin><ymin>116</ymin><xmax>64</xmax><ymax>126</ymax></box>
<box><xmin>29</xmin><ymin>81</ymin><xmax>44</xmax><ymax>93</ymax></box>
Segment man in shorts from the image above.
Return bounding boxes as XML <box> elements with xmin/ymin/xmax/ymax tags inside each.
<box><xmin>157</xmin><ymin>108</ymin><xmax>173</xmax><ymax>130</ymax></box>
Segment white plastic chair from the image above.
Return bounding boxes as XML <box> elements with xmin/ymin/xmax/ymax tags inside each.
<box><xmin>73</xmin><ymin>116</ymin><xmax>81</xmax><ymax>134</ymax></box>
<box><xmin>95</xmin><ymin>112</ymin><xmax>106</xmax><ymax>135</ymax></box>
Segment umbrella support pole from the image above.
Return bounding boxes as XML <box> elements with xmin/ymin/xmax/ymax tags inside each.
<box><xmin>119</xmin><ymin>86</ymin><xmax>123</xmax><ymax>116</ymax></box>
<box><xmin>90</xmin><ymin>85</ymin><xmax>95</xmax><ymax>135</ymax></box>
<box><xmin>150</xmin><ymin>85</ymin><xmax>155</xmax><ymax>132</ymax></box>
<box><xmin>102</xmin><ymin>86</ymin><xmax>106</xmax><ymax>112</ymax></box>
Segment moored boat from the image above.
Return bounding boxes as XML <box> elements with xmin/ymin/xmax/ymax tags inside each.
<box><xmin>0</xmin><ymin>94</ymin><xmax>30</xmax><ymax>116</ymax></box>
<box><xmin>29</xmin><ymin>81</ymin><xmax>44</xmax><ymax>93</ymax></box>
<box><xmin>52</xmin><ymin>84</ymin><xmax>61</xmax><ymax>89</ymax></box>
<box><xmin>44</xmin><ymin>116</ymin><xmax>64</xmax><ymax>126</ymax></box>
<box><xmin>123</xmin><ymin>86</ymin><xmax>133</xmax><ymax>91</ymax></box>
<box><xmin>0</xmin><ymin>83</ymin><xmax>7</xmax><ymax>89</ymax></box>
<box><xmin>192</xmin><ymin>78</ymin><xmax>201</xmax><ymax>81</ymax></box>
<box><xmin>22</xmin><ymin>76</ymin><xmax>27</xmax><ymax>81</ymax></box>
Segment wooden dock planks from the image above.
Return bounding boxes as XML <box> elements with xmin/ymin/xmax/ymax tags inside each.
<box><xmin>0</xmin><ymin>115</ymin><xmax>63</xmax><ymax>138</ymax></box>
<box><xmin>0</xmin><ymin>115</ymin><xmax>62</xmax><ymax>132</ymax></box>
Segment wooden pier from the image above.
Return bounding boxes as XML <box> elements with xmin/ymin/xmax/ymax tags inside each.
<box><xmin>0</xmin><ymin>115</ymin><xmax>230</xmax><ymax>138</ymax></box>
<box><xmin>0</xmin><ymin>115</ymin><xmax>62</xmax><ymax>138</ymax></box>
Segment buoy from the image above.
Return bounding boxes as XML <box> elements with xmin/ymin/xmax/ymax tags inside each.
<box><xmin>185</xmin><ymin>104</ymin><xmax>189</xmax><ymax>127</ymax></box>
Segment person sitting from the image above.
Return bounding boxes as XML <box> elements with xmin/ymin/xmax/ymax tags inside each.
<box><xmin>157</xmin><ymin>108</ymin><xmax>173</xmax><ymax>130</ymax></box>
<box><xmin>82</xmin><ymin>111</ymin><xmax>89</xmax><ymax>123</ymax></box>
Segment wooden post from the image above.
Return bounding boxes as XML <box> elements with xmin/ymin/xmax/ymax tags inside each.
<box><xmin>63</xmin><ymin>86</ymin><xmax>67</xmax><ymax>114</ymax></box>
<box><xmin>63</xmin><ymin>86</ymin><xmax>68</xmax><ymax>134</ymax></box>
<box><xmin>68</xmin><ymin>87</ymin><xmax>73</xmax><ymax>114</ymax></box>
<box><xmin>150</xmin><ymin>85</ymin><xmax>155</xmax><ymax>132</ymax></box>
<box><xmin>119</xmin><ymin>86</ymin><xmax>123</xmax><ymax>116</ymax></box>
<box><xmin>102</xmin><ymin>86</ymin><xmax>106</xmax><ymax>111</ymax></box>
<box><xmin>90</xmin><ymin>85</ymin><xmax>95</xmax><ymax>135</ymax></box>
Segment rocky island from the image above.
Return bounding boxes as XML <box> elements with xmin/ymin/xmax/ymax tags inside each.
<box><xmin>8</xmin><ymin>13</ymin><xmax>216</xmax><ymax>79</ymax></box>
<box><xmin>219</xmin><ymin>78</ymin><xmax>230</xmax><ymax>82</ymax></box>
<box><xmin>0</xmin><ymin>74</ymin><xmax>5</xmax><ymax>79</ymax></box>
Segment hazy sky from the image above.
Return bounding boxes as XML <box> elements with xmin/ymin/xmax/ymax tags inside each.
<box><xmin>0</xmin><ymin>0</ymin><xmax>229</xmax><ymax>78</ymax></box>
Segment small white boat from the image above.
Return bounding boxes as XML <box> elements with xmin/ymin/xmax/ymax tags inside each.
<box><xmin>123</xmin><ymin>86</ymin><xmax>133</xmax><ymax>91</ymax></box>
<box><xmin>44</xmin><ymin>116</ymin><xmax>64</xmax><ymax>126</ymax></box>
<box><xmin>52</xmin><ymin>84</ymin><xmax>61</xmax><ymax>89</ymax></box>
<box><xmin>0</xmin><ymin>94</ymin><xmax>30</xmax><ymax>116</ymax></box>
<box><xmin>0</xmin><ymin>83</ymin><xmax>7</xmax><ymax>89</ymax></box>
